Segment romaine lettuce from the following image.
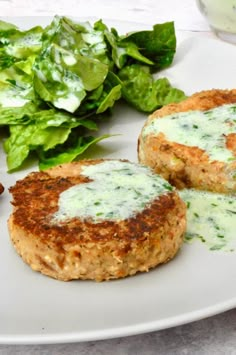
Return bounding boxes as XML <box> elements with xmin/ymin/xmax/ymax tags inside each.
<box><xmin>0</xmin><ymin>16</ymin><xmax>186</xmax><ymax>171</ymax></box>
<box><xmin>118</xmin><ymin>64</ymin><xmax>186</xmax><ymax>112</ymax></box>
<box><xmin>4</xmin><ymin>108</ymin><xmax>102</xmax><ymax>171</ymax></box>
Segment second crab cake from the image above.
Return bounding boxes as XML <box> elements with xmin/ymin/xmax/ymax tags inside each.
<box><xmin>138</xmin><ymin>89</ymin><xmax>236</xmax><ymax>193</ymax></box>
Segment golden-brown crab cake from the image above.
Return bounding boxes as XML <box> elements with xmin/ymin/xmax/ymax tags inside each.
<box><xmin>138</xmin><ymin>89</ymin><xmax>236</xmax><ymax>193</ymax></box>
<box><xmin>8</xmin><ymin>159</ymin><xmax>186</xmax><ymax>282</ymax></box>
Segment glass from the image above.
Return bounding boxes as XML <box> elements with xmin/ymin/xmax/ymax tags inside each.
<box><xmin>196</xmin><ymin>0</ymin><xmax>236</xmax><ymax>44</ymax></box>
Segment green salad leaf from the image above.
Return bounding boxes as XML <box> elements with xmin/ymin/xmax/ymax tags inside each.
<box><xmin>4</xmin><ymin>109</ymin><xmax>100</xmax><ymax>171</ymax></box>
<box><xmin>38</xmin><ymin>134</ymin><xmax>111</xmax><ymax>170</ymax></box>
<box><xmin>118</xmin><ymin>64</ymin><xmax>185</xmax><ymax>112</ymax></box>
<box><xmin>119</xmin><ymin>22</ymin><xmax>177</xmax><ymax>70</ymax></box>
<box><xmin>0</xmin><ymin>16</ymin><xmax>186</xmax><ymax>171</ymax></box>
<box><xmin>0</xmin><ymin>21</ymin><xmax>43</xmax><ymax>71</ymax></box>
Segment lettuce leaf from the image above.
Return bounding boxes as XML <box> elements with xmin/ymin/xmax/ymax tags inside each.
<box><xmin>119</xmin><ymin>22</ymin><xmax>176</xmax><ymax>70</ymax></box>
<box><xmin>0</xmin><ymin>22</ymin><xmax>43</xmax><ymax>73</ymax></box>
<box><xmin>38</xmin><ymin>134</ymin><xmax>110</xmax><ymax>170</ymax></box>
<box><xmin>118</xmin><ymin>64</ymin><xmax>186</xmax><ymax>112</ymax></box>
<box><xmin>33</xmin><ymin>16</ymin><xmax>112</xmax><ymax>113</ymax></box>
<box><xmin>0</xmin><ymin>16</ymin><xmax>186</xmax><ymax>171</ymax></box>
<box><xmin>0</xmin><ymin>101</ymin><xmax>38</xmax><ymax>124</ymax></box>
<box><xmin>4</xmin><ymin>109</ymin><xmax>100</xmax><ymax>171</ymax></box>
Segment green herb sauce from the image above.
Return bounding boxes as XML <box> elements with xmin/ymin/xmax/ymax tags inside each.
<box><xmin>180</xmin><ymin>189</ymin><xmax>236</xmax><ymax>252</ymax></box>
<box><xmin>142</xmin><ymin>103</ymin><xmax>236</xmax><ymax>162</ymax></box>
<box><xmin>53</xmin><ymin>160</ymin><xmax>173</xmax><ymax>223</ymax></box>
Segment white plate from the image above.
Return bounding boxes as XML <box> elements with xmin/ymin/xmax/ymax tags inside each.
<box><xmin>0</xmin><ymin>17</ymin><xmax>236</xmax><ymax>345</ymax></box>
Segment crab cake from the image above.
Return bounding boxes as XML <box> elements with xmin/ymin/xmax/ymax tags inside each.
<box><xmin>8</xmin><ymin>159</ymin><xmax>186</xmax><ymax>282</ymax></box>
<box><xmin>138</xmin><ymin>89</ymin><xmax>236</xmax><ymax>193</ymax></box>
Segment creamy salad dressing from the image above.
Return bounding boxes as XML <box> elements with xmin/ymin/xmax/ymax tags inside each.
<box><xmin>62</xmin><ymin>53</ymin><xmax>77</xmax><ymax>66</ymax></box>
<box><xmin>52</xmin><ymin>72</ymin><xmax>85</xmax><ymax>112</ymax></box>
<box><xmin>197</xmin><ymin>0</ymin><xmax>236</xmax><ymax>33</ymax></box>
<box><xmin>142</xmin><ymin>103</ymin><xmax>236</xmax><ymax>162</ymax></box>
<box><xmin>6</xmin><ymin>32</ymin><xmax>42</xmax><ymax>57</ymax></box>
<box><xmin>54</xmin><ymin>94</ymin><xmax>81</xmax><ymax>113</ymax></box>
<box><xmin>180</xmin><ymin>189</ymin><xmax>236</xmax><ymax>252</ymax></box>
<box><xmin>53</xmin><ymin>160</ymin><xmax>173</xmax><ymax>223</ymax></box>
<box><xmin>0</xmin><ymin>85</ymin><xmax>31</xmax><ymax>107</ymax></box>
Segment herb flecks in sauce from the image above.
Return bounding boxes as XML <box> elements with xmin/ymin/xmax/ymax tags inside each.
<box><xmin>143</xmin><ymin>103</ymin><xmax>236</xmax><ymax>162</ymax></box>
<box><xmin>53</xmin><ymin>160</ymin><xmax>173</xmax><ymax>223</ymax></box>
<box><xmin>180</xmin><ymin>189</ymin><xmax>236</xmax><ymax>252</ymax></box>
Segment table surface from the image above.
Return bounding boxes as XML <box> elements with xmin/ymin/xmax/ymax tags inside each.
<box><xmin>0</xmin><ymin>0</ymin><xmax>236</xmax><ymax>354</ymax></box>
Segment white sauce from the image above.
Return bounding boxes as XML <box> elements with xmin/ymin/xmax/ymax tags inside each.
<box><xmin>82</xmin><ymin>32</ymin><xmax>105</xmax><ymax>46</ymax></box>
<box><xmin>54</xmin><ymin>94</ymin><xmax>80</xmax><ymax>113</ymax></box>
<box><xmin>52</xmin><ymin>72</ymin><xmax>85</xmax><ymax>113</ymax></box>
<box><xmin>63</xmin><ymin>53</ymin><xmax>77</xmax><ymax>66</ymax></box>
<box><xmin>51</xmin><ymin>70</ymin><xmax>61</xmax><ymax>82</ymax></box>
<box><xmin>142</xmin><ymin>103</ymin><xmax>236</xmax><ymax>162</ymax></box>
<box><xmin>0</xmin><ymin>85</ymin><xmax>31</xmax><ymax>107</ymax></box>
<box><xmin>34</xmin><ymin>68</ymin><xmax>47</xmax><ymax>83</ymax></box>
<box><xmin>180</xmin><ymin>189</ymin><xmax>236</xmax><ymax>252</ymax></box>
<box><xmin>198</xmin><ymin>0</ymin><xmax>236</xmax><ymax>33</ymax></box>
<box><xmin>6</xmin><ymin>32</ymin><xmax>42</xmax><ymax>57</ymax></box>
<box><xmin>53</xmin><ymin>160</ymin><xmax>173</xmax><ymax>223</ymax></box>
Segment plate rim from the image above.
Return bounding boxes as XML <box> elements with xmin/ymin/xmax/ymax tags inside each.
<box><xmin>0</xmin><ymin>16</ymin><xmax>236</xmax><ymax>345</ymax></box>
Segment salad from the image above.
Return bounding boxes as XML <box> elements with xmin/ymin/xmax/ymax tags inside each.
<box><xmin>0</xmin><ymin>16</ymin><xmax>185</xmax><ymax>171</ymax></box>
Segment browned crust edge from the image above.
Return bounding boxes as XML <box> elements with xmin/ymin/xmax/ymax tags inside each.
<box><xmin>8</xmin><ymin>159</ymin><xmax>186</xmax><ymax>281</ymax></box>
<box><xmin>138</xmin><ymin>89</ymin><xmax>236</xmax><ymax>193</ymax></box>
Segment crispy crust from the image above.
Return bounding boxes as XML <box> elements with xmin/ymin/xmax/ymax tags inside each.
<box><xmin>8</xmin><ymin>159</ymin><xmax>186</xmax><ymax>282</ymax></box>
<box><xmin>138</xmin><ymin>89</ymin><xmax>236</xmax><ymax>193</ymax></box>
